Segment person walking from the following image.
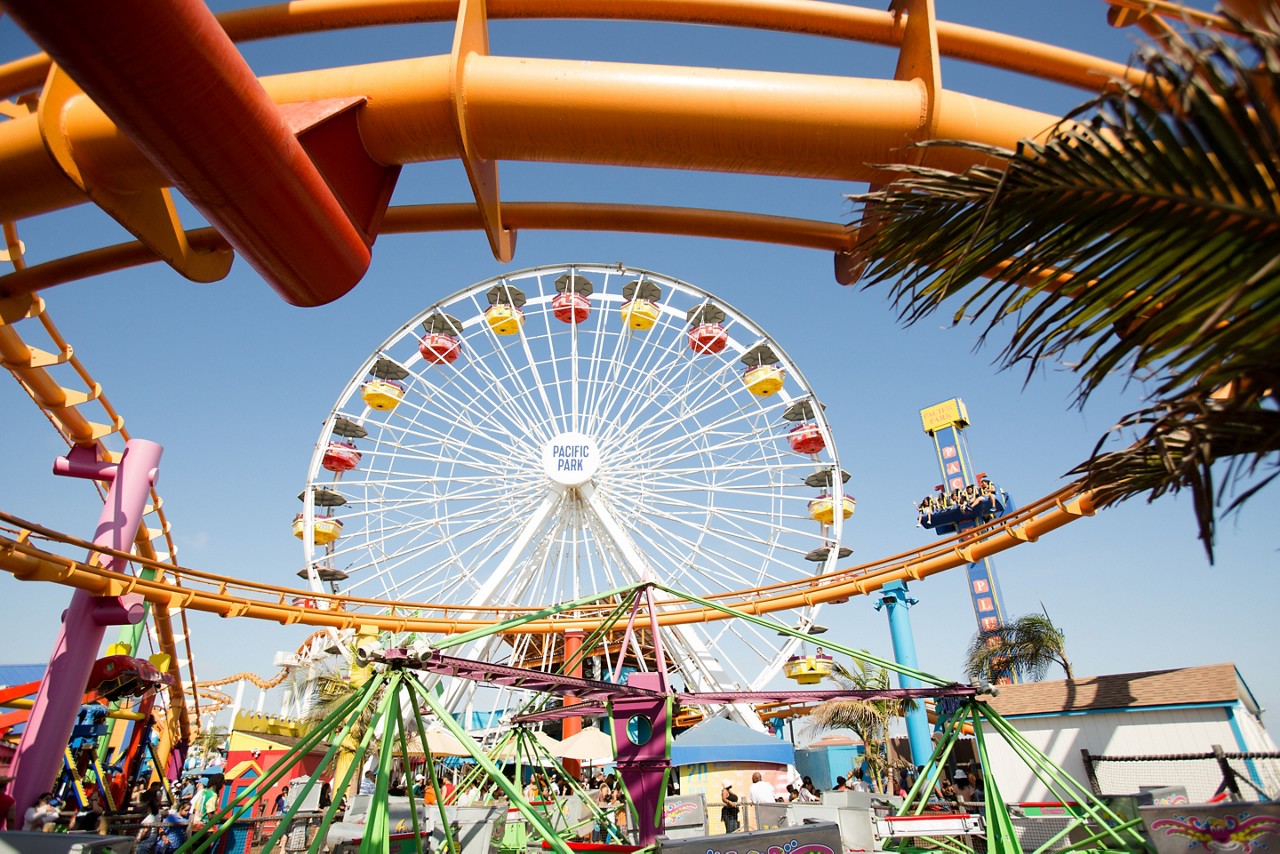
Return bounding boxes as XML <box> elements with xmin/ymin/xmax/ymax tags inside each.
<box><xmin>190</xmin><ymin>777</ymin><xmax>223</xmax><ymax>834</ymax></box>
<box><xmin>271</xmin><ymin>785</ymin><xmax>289</xmax><ymax>815</ymax></box>
<box><xmin>748</xmin><ymin>772</ymin><xmax>776</xmax><ymax>830</ymax></box>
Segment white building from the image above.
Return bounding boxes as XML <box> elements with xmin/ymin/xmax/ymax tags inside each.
<box><xmin>979</xmin><ymin>663</ymin><xmax>1279</xmax><ymax>803</ymax></box>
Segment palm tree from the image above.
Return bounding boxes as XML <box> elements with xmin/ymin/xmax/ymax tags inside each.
<box><xmin>806</xmin><ymin>659</ymin><xmax>910</xmax><ymax>792</ymax></box>
<box><xmin>193</xmin><ymin>725</ymin><xmax>228</xmax><ymax>754</ymax></box>
<box><xmin>301</xmin><ymin>640</ymin><xmax>392</xmax><ymax>802</ymax></box>
<box><xmin>844</xmin><ymin>10</ymin><xmax>1280</xmax><ymax>562</ymax></box>
<box><xmin>964</xmin><ymin>613</ymin><xmax>1074</xmax><ymax>685</ymax></box>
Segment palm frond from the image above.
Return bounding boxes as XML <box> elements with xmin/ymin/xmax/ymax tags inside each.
<box><xmin>964</xmin><ymin>613</ymin><xmax>1073</xmax><ymax>683</ymax></box>
<box><xmin>848</xmin><ymin>16</ymin><xmax>1280</xmax><ymax>557</ymax></box>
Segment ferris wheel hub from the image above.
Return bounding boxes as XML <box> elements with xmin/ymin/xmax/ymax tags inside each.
<box><xmin>541</xmin><ymin>431</ymin><xmax>600</xmax><ymax>486</ymax></box>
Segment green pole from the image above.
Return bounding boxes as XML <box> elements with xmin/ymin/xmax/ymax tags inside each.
<box><xmin>180</xmin><ymin>672</ymin><xmax>380</xmax><ymax>854</ymax></box>
<box><xmin>403</xmin><ymin>675</ymin><xmax>459</xmax><ymax>854</ymax></box>
<box><xmin>305</xmin><ymin>678</ymin><xmax>396</xmax><ymax>854</ymax></box>
<box><xmin>391</xmin><ymin>683</ymin><xmax>426</xmax><ymax>854</ymax></box>
<box><xmin>970</xmin><ymin>703</ymin><xmax>1025</xmax><ymax>854</ymax></box>
<box><xmin>361</xmin><ymin>671</ymin><xmax>405</xmax><ymax>854</ymax></box>
<box><xmin>650</xmin><ymin>582</ymin><xmax>951</xmax><ymax>687</ymax></box>
<box><xmin>974</xmin><ymin>704</ymin><xmax>1145</xmax><ymax>852</ymax></box>
<box><xmin>414</xmin><ymin>678</ymin><xmax>575</xmax><ymax>854</ymax></box>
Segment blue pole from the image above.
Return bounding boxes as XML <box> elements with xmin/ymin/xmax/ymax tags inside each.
<box><xmin>875</xmin><ymin>580</ymin><xmax>933</xmax><ymax>768</ymax></box>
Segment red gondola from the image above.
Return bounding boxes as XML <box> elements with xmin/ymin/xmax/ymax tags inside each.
<box><xmin>787</xmin><ymin>423</ymin><xmax>826</xmax><ymax>455</ymax></box>
<box><xmin>552</xmin><ymin>291</ymin><xmax>591</xmax><ymax>324</ymax></box>
<box><xmin>688</xmin><ymin>323</ymin><xmax>728</xmax><ymax>354</ymax></box>
<box><xmin>419</xmin><ymin>333</ymin><xmax>461</xmax><ymax>364</ymax></box>
<box><xmin>322</xmin><ymin>440</ymin><xmax>362</xmax><ymax>472</ymax></box>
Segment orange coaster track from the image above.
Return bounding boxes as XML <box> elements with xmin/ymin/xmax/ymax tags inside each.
<box><xmin>0</xmin><ymin>290</ymin><xmax>195</xmax><ymax>741</ymax></box>
<box><xmin>0</xmin><ymin>485</ymin><xmax>1094</xmax><ymax>634</ymax></box>
<box><xmin>0</xmin><ymin>0</ymin><xmax>1143</xmax><ymax>305</ymax></box>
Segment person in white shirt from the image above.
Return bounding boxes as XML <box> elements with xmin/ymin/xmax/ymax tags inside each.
<box><xmin>748</xmin><ymin>772</ymin><xmax>777</xmax><ymax>804</ymax></box>
<box><xmin>849</xmin><ymin>767</ymin><xmax>870</xmax><ymax>792</ymax></box>
<box><xmin>23</xmin><ymin>793</ymin><xmax>60</xmax><ymax>831</ymax></box>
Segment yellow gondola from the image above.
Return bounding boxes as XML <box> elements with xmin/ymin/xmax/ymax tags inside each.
<box><xmin>292</xmin><ymin>513</ymin><xmax>344</xmax><ymax>545</ymax></box>
<box><xmin>808</xmin><ymin>493</ymin><xmax>855</xmax><ymax>525</ymax></box>
<box><xmin>486</xmin><ymin>303</ymin><xmax>524</xmax><ymax>335</ymax></box>
<box><xmin>784</xmin><ymin>652</ymin><xmax>834</xmax><ymax>685</ymax></box>
<box><xmin>620</xmin><ymin>299</ymin><xmax>659</xmax><ymax>330</ymax></box>
<box><xmin>361</xmin><ymin>379</ymin><xmax>405</xmax><ymax>411</ymax></box>
<box><xmin>743</xmin><ymin>363</ymin><xmax>784</xmax><ymax>396</ymax></box>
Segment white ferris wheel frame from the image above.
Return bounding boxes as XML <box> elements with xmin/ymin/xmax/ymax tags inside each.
<box><xmin>298</xmin><ymin>263</ymin><xmax>850</xmax><ymax>725</ymax></box>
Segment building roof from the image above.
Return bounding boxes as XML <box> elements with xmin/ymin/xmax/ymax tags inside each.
<box><xmin>0</xmin><ymin>664</ymin><xmax>47</xmax><ymax>688</ymax></box>
<box><xmin>671</xmin><ymin>715</ymin><xmax>794</xmax><ymax>767</ymax></box>
<box><xmin>983</xmin><ymin>663</ymin><xmax>1257</xmax><ymax>718</ymax></box>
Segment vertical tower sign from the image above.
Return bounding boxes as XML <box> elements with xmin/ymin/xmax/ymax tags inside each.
<box><xmin>919</xmin><ymin>399</ymin><xmax>1013</xmax><ymax>645</ymax></box>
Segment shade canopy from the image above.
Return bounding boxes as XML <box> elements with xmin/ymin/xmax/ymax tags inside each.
<box><xmin>671</xmin><ymin>716</ymin><xmax>794</xmax><ymax>766</ymax></box>
<box><xmin>404</xmin><ymin>729</ymin><xmax>476</xmax><ymax>757</ymax></box>
<box><xmin>557</xmin><ymin>726</ymin><xmax>616</xmax><ymax>763</ymax></box>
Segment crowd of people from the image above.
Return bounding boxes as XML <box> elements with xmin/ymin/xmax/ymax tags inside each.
<box><xmin>916</xmin><ymin>479</ymin><xmax>999</xmax><ymax>526</ymax></box>
<box><xmin>715</xmin><ymin>763</ymin><xmax>988</xmax><ymax>835</ymax></box>
<box><xmin>0</xmin><ymin>749</ymin><xmax>992</xmax><ymax>847</ymax></box>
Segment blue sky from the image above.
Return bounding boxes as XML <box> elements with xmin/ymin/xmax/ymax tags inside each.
<box><xmin>3</xmin><ymin>1</ymin><xmax>1273</xmax><ymax>731</ymax></box>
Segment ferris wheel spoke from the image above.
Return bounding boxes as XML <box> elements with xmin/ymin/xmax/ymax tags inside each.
<box><xmin>630</xmin><ymin>397</ymin><xmax>775</xmax><ymax>464</ymax></box>
<box><xmin>609</xmin><ymin>396</ymin><xmax>757</xmax><ymax>471</ymax></box>
<box><xmin>335</xmin><ymin>488</ymin><xmax>548</xmax><ymax>598</ymax></box>
<box><xmin>382</xmin><ymin>384</ymin><xmax>545</xmax><ymax>461</ymax></box>
<box><xmin>447</xmin><ymin>486</ymin><xmax>565</xmax><ymax>608</ymax></box>
<box><xmin>404</xmin><ymin>490</ymin><xmax>563</xmax><ymax>605</ymax></box>
<box><xmin>649</xmin><ymin>500</ymin><xmax>820</xmax><ymax>563</ymax></box>
<box><xmin>596</xmin><ymin>335</ymin><xmax>725</xmax><ymax>447</ymax></box>
<box><xmin>589</xmin><ymin>322</ymin><xmax>693</xmax><ymax>442</ymax></box>
<box><xmin>581</xmin><ymin>280</ymin><xmax>680</xmax><ymax>427</ymax></box>
<box><xmin>438</xmin><ymin>366</ymin><xmax>551</xmax><ymax>450</ymax></box>
<box><xmin>514</xmin><ymin>313</ymin><xmax>568</xmax><ymax>432</ymax></box>
<box><xmin>331</xmin><ymin>490</ymin><xmax>537</xmax><ymax>555</ymax></box>
<box><xmin>579</xmin><ymin>283</ymin><xmax>640</xmax><ymax>436</ymax></box>
<box><xmin>594</xmin><ymin>307</ymin><xmax>732</xmax><ymax>446</ymax></box>
<box><xmin>601</xmin><ymin>339</ymin><xmax>745</xmax><ymax>443</ymax></box>
<box><xmin>632</xmin><ymin>504</ymin><xmax>819</xmax><ymax>591</ymax></box>
<box><xmin>471</xmin><ymin>308</ymin><xmax>563</xmax><ymax>439</ymax></box>
<box><xmin>621</xmin><ymin>512</ymin><xmax>773</xmax><ymax>593</ymax></box>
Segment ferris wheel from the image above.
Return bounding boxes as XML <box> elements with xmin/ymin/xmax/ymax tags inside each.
<box><xmin>296</xmin><ymin>263</ymin><xmax>853</xmax><ymax>724</ymax></box>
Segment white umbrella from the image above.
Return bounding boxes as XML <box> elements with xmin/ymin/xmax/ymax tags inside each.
<box><xmin>533</xmin><ymin>730</ymin><xmax>564</xmax><ymax>755</ymax></box>
<box><xmin>490</xmin><ymin>730</ymin><xmax>564</xmax><ymax>765</ymax></box>
<box><xmin>420</xmin><ymin>729</ymin><xmax>477</xmax><ymax>757</ymax></box>
<box><xmin>557</xmin><ymin>727</ymin><xmax>616</xmax><ymax>764</ymax></box>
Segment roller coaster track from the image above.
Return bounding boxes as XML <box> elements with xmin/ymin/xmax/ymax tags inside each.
<box><xmin>0</xmin><ymin>280</ymin><xmax>194</xmax><ymax>742</ymax></box>
<box><xmin>0</xmin><ymin>0</ymin><xmax>1147</xmax><ymax>306</ymax></box>
<box><xmin>0</xmin><ymin>485</ymin><xmax>1095</xmax><ymax>634</ymax></box>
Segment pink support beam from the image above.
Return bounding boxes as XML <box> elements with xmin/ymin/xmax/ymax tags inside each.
<box><xmin>9</xmin><ymin>439</ymin><xmax>162</xmax><ymax>820</ymax></box>
<box><xmin>4</xmin><ymin>0</ymin><xmax>373</xmax><ymax>307</ymax></box>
